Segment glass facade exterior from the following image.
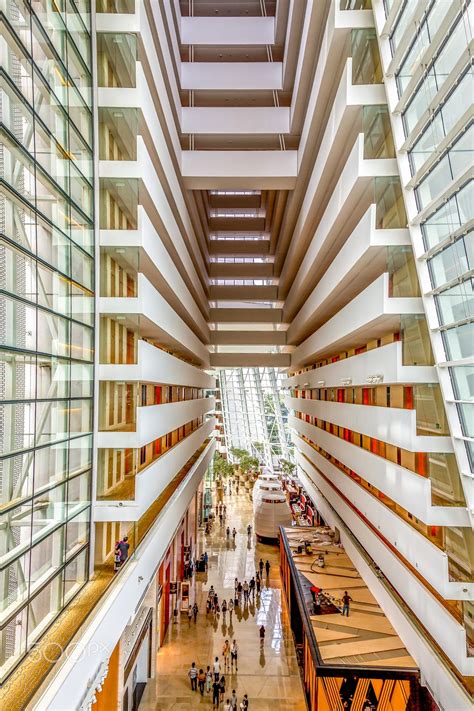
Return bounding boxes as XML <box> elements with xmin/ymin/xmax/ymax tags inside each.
<box><xmin>220</xmin><ymin>367</ymin><xmax>291</xmax><ymax>467</ymax></box>
<box><xmin>0</xmin><ymin>0</ymin><xmax>94</xmax><ymax>681</ymax></box>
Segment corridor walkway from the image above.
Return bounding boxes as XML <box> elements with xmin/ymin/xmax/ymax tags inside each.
<box><xmin>141</xmin><ymin>486</ymin><xmax>306</xmax><ymax>710</ymax></box>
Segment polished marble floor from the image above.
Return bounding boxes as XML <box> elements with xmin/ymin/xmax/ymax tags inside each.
<box><xmin>140</xmin><ymin>487</ymin><xmax>307</xmax><ymax>710</ymax></box>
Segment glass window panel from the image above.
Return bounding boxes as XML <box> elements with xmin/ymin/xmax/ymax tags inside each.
<box><xmin>69</xmin><ymin>163</ymin><xmax>94</xmax><ymax>220</ymax></box>
<box><xmin>35</xmin><ymin>399</ymin><xmax>69</xmax><ymax>446</ymax></box>
<box><xmin>0</xmin><ymin>32</ymin><xmax>33</xmax><ymax>105</ymax></box>
<box><xmin>0</xmin><ymin>351</ymin><xmax>37</xmax><ymax>401</ymax></box>
<box><xmin>421</xmin><ymin>181</ymin><xmax>473</xmax><ymax>250</ymax></box>
<box><xmin>0</xmin><ymin>402</ymin><xmax>35</xmax><ymax>455</ymax></box>
<box><xmin>0</xmin><ymin>607</ymin><xmax>28</xmax><ymax>682</ymax></box>
<box><xmin>0</xmin><ymin>451</ymin><xmax>34</xmax><ymax>507</ymax></box>
<box><xmin>435</xmin><ymin>279</ymin><xmax>474</xmax><ymax>326</ymax></box>
<box><xmin>69</xmin><ymin>124</ymin><xmax>93</xmax><ymax>183</ymax></box>
<box><xmin>36</xmin><ymin>308</ymin><xmax>69</xmax><ymax>357</ymax></box>
<box><xmin>30</xmin><ymin>20</ymin><xmax>67</xmax><ymax>105</ymax></box>
<box><xmin>67</xmin><ymin>472</ymin><xmax>90</xmax><ymax>515</ymax></box>
<box><xmin>451</xmin><ymin>366</ymin><xmax>474</xmax><ymax>402</ymax></box>
<box><xmin>70</xmin><ymin>362</ymin><xmax>93</xmax><ymax>398</ymax></box>
<box><xmin>2</xmin><ymin>138</ymin><xmax>36</xmax><ymax>206</ymax></box>
<box><xmin>0</xmin><ymin>502</ymin><xmax>33</xmax><ymax>567</ymax></box>
<box><xmin>99</xmin><ymin>108</ymin><xmax>138</xmax><ymax>160</ymax></box>
<box><xmin>403</xmin><ymin>72</ymin><xmax>438</xmax><ymax>136</ymax></box>
<box><xmin>29</xmin><ymin>527</ymin><xmax>64</xmax><ymax>594</ymax></box>
<box><xmin>97</xmin><ymin>33</ymin><xmax>137</xmax><ymax>88</ymax></box>
<box><xmin>70</xmin><ymin>321</ymin><xmax>93</xmax><ymax>361</ymax></box>
<box><xmin>65</xmin><ymin>508</ymin><xmax>89</xmax><ymax>558</ymax></box>
<box><xmin>36</xmin><ymin>356</ymin><xmax>70</xmax><ymax>399</ymax></box>
<box><xmin>1</xmin><ymin>195</ymin><xmax>37</xmax><ymax>254</ymax></box>
<box><xmin>63</xmin><ymin>548</ymin><xmax>87</xmax><ymax>604</ymax></box>
<box><xmin>27</xmin><ymin>573</ymin><xmax>64</xmax><ymax>645</ymax></box>
<box><xmin>69</xmin><ymin>398</ymin><xmax>93</xmax><ymax>435</ymax></box>
<box><xmin>70</xmin><ymin>204</ymin><xmax>94</xmax><ymax>254</ymax></box>
<box><xmin>0</xmin><ymin>553</ymin><xmax>30</xmax><ymax>618</ymax></box>
<box><xmin>457</xmin><ymin>403</ymin><xmax>474</xmax><ymax>438</ymax></box>
<box><xmin>351</xmin><ymin>29</ymin><xmax>382</xmax><ymax>84</ymax></box>
<box><xmin>390</xmin><ymin>0</ymin><xmax>418</xmax><ymax>52</ymax></box>
<box><xmin>34</xmin><ymin>440</ymin><xmax>69</xmax><ymax>493</ymax></box>
<box><xmin>429</xmin><ymin>234</ymin><xmax>473</xmax><ymax>289</ymax></box>
<box><xmin>0</xmin><ymin>241</ymin><xmax>37</xmax><ymax>303</ymax></box>
<box><xmin>68</xmin><ymin>434</ymin><xmax>92</xmax><ymax>476</ymax></box>
<box><xmin>1</xmin><ymin>85</ymin><xmax>35</xmax><ymax>156</ymax></box>
<box><xmin>37</xmin><ymin>263</ymin><xmax>70</xmax><ymax>316</ymax></box>
<box><xmin>442</xmin><ymin>322</ymin><xmax>474</xmax><ymax>360</ymax></box>
<box><xmin>68</xmin><ymin>83</ymin><xmax>93</xmax><ymax>148</ymax></box>
<box><xmin>30</xmin><ymin>0</ymin><xmax>68</xmax><ymax>63</ymax></box>
<box><xmin>31</xmin><ymin>483</ymin><xmax>67</xmax><ymax>545</ymax></box>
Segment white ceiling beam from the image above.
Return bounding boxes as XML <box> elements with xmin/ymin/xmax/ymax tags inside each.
<box><xmin>181</xmin><ymin>107</ymin><xmax>290</xmax><ymax>135</ymax></box>
<box><xmin>181</xmin><ymin>62</ymin><xmax>283</xmax><ymax>90</ymax></box>
<box><xmin>180</xmin><ymin>17</ymin><xmax>275</xmax><ymax>45</ymax></box>
<box><xmin>181</xmin><ymin>151</ymin><xmax>298</xmax><ymax>189</ymax></box>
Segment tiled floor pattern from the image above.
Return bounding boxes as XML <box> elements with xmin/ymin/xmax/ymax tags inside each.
<box><xmin>140</xmin><ymin>489</ymin><xmax>307</xmax><ymax>710</ymax></box>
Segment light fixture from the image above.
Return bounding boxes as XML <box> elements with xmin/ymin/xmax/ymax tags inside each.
<box><xmin>317</xmin><ymin>380</ymin><xmax>325</xmax><ymax>387</ymax></box>
<box><xmin>341</xmin><ymin>377</ymin><xmax>352</xmax><ymax>386</ymax></box>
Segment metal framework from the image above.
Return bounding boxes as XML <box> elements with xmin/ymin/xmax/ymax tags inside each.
<box><xmin>219</xmin><ymin>367</ymin><xmax>291</xmax><ymax>468</ymax></box>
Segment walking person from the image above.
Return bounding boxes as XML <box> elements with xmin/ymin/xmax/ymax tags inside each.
<box><xmin>213</xmin><ymin>656</ymin><xmax>221</xmax><ymax>681</ymax></box>
<box><xmin>237</xmin><ymin>580</ymin><xmax>243</xmax><ymax>604</ymax></box>
<box><xmin>247</xmin><ymin>523</ymin><xmax>252</xmax><ymax>536</ymax></box>
<box><xmin>193</xmin><ymin>601</ymin><xmax>199</xmax><ymax>622</ymax></box>
<box><xmin>188</xmin><ymin>662</ymin><xmax>198</xmax><ymax>691</ymax></box>
<box><xmin>206</xmin><ymin>665</ymin><xmax>212</xmax><ymax>693</ymax></box>
<box><xmin>230</xmin><ymin>689</ymin><xmax>238</xmax><ymax>710</ymax></box>
<box><xmin>228</xmin><ymin>598</ymin><xmax>234</xmax><ymax>618</ymax></box>
<box><xmin>259</xmin><ymin>625</ymin><xmax>265</xmax><ymax>647</ymax></box>
<box><xmin>249</xmin><ymin>577</ymin><xmax>255</xmax><ymax>598</ymax></box>
<box><xmin>116</xmin><ymin>536</ymin><xmax>130</xmax><ymax>565</ymax></box>
<box><xmin>342</xmin><ymin>590</ymin><xmax>353</xmax><ymax>616</ymax></box>
<box><xmin>198</xmin><ymin>668</ymin><xmax>206</xmax><ymax>695</ymax></box>
<box><xmin>224</xmin><ymin>699</ymin><xmax>232</xmax><ymax>711</ymax></box>
<box><xmin>212</xmin><ymin>677</ymin><xmax>221</xmax><ymax>708</ymax></box>
<box><xmin>223</xmin><ymin>639</ymin><xmax>230</xmax><ymax>670</ymax></box>
<box><xmin>256</xmin><ymin>576</ymin><xmax>261</xmax><ymax>595</ymax></box>
<box><xmin>243</xmin><ymin>580</ymin><xmax>249</xmax><ymax>603</ymax></box>
<box><xmin>231</xmin><ymin>639</ymin><xmax>238</xmax><ymax>671</ymax></box>
<box><xmin>258</xmin><ymin>558</ymin><xmax>264</xmax><ymax>576</ymax></box>
<box><xmin>222</xmin><ymin>599</ymin><xmax>227</xmax><ymax>621</ymax></box>
<box><xmin>219</xmin><ymin>674</ymin><xmax>226</xmax><ymax>703</ymax></box>
<box><xmin>241</xmin><ymin>693</ymin><xmax>249</xmax><ymax>709</ymax></box>
<box><xmin>232</xmin><ymin>527</ymin><xmax>237</xmax><ymax>542</ymax></box>
<box><xmin>265</xmin><ymin>560</ymin><xmax>270</xmax><ymax>578</ymax></box>
<box><xmin>226</xmin><ymin>525</ymin><xmax>230</xmax><ymax>539</ymax></box>
<box><xmin>187</xmin><ymin>606</ymin><xmax>192</xmax><ymax>624</ymax></box>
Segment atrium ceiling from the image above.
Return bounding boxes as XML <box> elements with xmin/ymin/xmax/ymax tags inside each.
<box><xmin>155</xmin><ymin>0</ymin><xmax>341</xmax><ymax>368</ymax></box>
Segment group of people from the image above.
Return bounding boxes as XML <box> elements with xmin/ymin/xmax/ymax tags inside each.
<box><xmin>310</xmin><ymin>586</ymin><xmax>353</xmax><ymax>616</ymax></box>
<box><xmin>188</xmin><ymin>643</ymin><xmax>248</xmax><ymax>710</ymax></box>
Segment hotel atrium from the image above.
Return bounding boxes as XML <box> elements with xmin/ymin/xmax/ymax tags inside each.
<box><xmin>0</xmin><ymin>0</ymin><xmax>472</xmax><ymax>709</ymax></box>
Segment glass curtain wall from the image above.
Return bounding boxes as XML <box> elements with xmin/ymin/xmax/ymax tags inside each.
<box><xmin>219</xmin><ymin>367</ymin><xmax>291</xmax><ymax>468</ymax></box>
<box><xmin>0</xmin><ymin>0</ymin><xmax>94</xmax><ymax>682</ymax></box>
<box><xmin>392</xmin><ymin>2</ymin><xmax>474</xmax><ymax>469</ymax></box>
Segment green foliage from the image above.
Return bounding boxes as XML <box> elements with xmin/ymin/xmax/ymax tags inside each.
<box><xmin>213</xmin><ymin>453</ymin><xmax>234</xmax><ymax>478</ymax></box>
<box><xmin>239</xmin><ymin>455</ymin><xmax>260</xmax><ymax>474</ymax></box>
<box><xmin>229</xmin><ymin>446</ymin><xmax>249</xmax><ymax>462</ymax></box>
<box><xmin>252</xmin><ymin>441</ymin><xmax>264</xmax><ymax>453</ymax></box>
<box><xmin>280</xmin><ymin>458</ymin><xmax>296</xmax><ymax>476</ymax></box>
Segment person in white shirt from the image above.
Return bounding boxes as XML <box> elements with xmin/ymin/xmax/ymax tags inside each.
<box><xmin>231</xmin><ymin>639</ymin><xmax>238</xmax><ymax>670</ymax></box>
<box><xmin>224</xmin><ymin>701</ymin><xmax>232</xmax><ymax>711</ymax></box>
<box><xmin>213</xmin><ymin>656</ymin><xmax>221</xmax><ymax>681</ymax></box>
